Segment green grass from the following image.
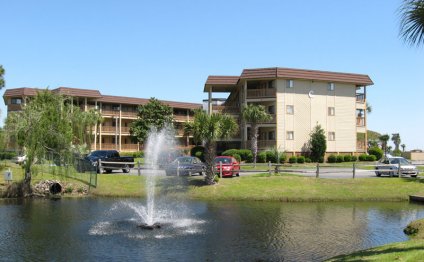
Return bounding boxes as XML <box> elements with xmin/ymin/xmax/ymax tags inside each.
<box><xmin>326</xmin><ymin>219</ymin><xmax>424</xmax><ymax>261</ymax></box>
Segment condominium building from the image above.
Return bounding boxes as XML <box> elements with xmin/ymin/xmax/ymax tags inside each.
<box><xmin>204</xmin><ymin>67</ymin><xmax>373</xmax><ymax>155</ymax></box>
<box><xmin>3</xmin><ymin>87</ymin><xmax>201</xmax><ymax>152</ymax></box>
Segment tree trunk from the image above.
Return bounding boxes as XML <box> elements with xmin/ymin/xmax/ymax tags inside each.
<box><xmin>204</xmin><ymin>140</ymin><xmax>217</xmax><ymax>185</ymax></box>
<box><xmin>22</xmin><ymin>166</ymin><xmax>32</xmax><ymax>197</ymax></box>
<box><xmin>251</xmin><ymin>124</ymin><xmax>258</xmax><ymax>167</ymax></box>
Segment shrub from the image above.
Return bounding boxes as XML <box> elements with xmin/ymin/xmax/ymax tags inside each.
<box><xmin>191</xmin><ymin>146</ymin><xmax>205</xmax><ymax>162</ymax></box>
<box><xmin>279</xmin><ymin>154</ymin><xmax>286</xmax><ymax>164</ymax></box>
<box><xmin>368</xmin><ymin>147</ymin><xmax>383</xmax><ymax>160</ymax></box>
<box><xmin>77</xmin><ymin>187</ymin><xmax>84</xmax><ymax>193</ymax></box>
<box><xmin>343</xmin><ymin>155</ymin><xmax>352</xmax><ymax>162</ymax></box>
<box><xmin>233</xmin><ymin>153</ymin><xmax>241</xmax><ymax>163</ymax></box>
<box><xmin>351</xmin><ymin>155</ymin><xmax>357</xmax><ymax>162</ymax></box>
<box><xmin>257</xmin><ymin>152</ymin><xmax>267</xmax><ymax>163</ymax></box>
<box><xmin>336</xmin><ymin>155</ymin><xmax>344</xmax><ymax>163</ymax></box>
<box><xmin>213</xmin><ymin>175</ymin><xmax>220</xmax><ymax>183</ymax></box>
<box><xmin>305</xmin><ymin>157</ymin><xmax>312</xmax><ymax>163</ymax></box>
<box><xmin>64</xmin><ymin>186</ymin><xmax>73</xmax><ymax>194</ymax></box>
<box><xmin>289</xmin><ymin>156</ymin><xmax>297</xmax><ymax>164</ymax></box>
<box><xmin>238</xmin><ymin>149</ymin><xmax>253</xmax><ymax>162</ymax></box>
<box><xmin>358</xmin><ymin>154</ymin><xmax>368</xmax><ymax>161</ymax></box>
<box><xmin>266</xmin><ymin>151</ymin><xmax>278</xmax><ymax>163</ymax></box>
<box><xmin>327</xmin><ymin>154</ymin><xmax>337</xmax><ymax>163</ymax></box>
<box><xmin>297</xmin><ymin>156</ymin><xmax>305</xmax><ymax>164</ymax></box>
<box><xmin>245</xmin><ymin>152</ymin><xmax>254</xmax><ymax>163</ymax></box>
<box><xmin>195</xmin><ymin>151</ymin><xmax>203</xmax><ymax>160</ymax></box>
<box><xmin>392</xmin><ymin>149</ymin><xmax>402</xmax><ymax>157</ymax></box>
<box><xmin>222</xmin><ymin>149</ymin><xmax>238</xmax><ymax>157</ymax></box>
<box><xmin>366</xmin><ymin>155</ymin><xmax>377</xmax><ymax>161</ymax></box>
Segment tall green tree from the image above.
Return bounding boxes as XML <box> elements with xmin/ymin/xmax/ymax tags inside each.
<box><xmin>130</xmin><ymin>98</ymin><xmax>173</xmax><ymax>143</ymax></box>
<box><xmin>401</xmin><ymin>144</ymin><xmax>406</xmax><ymax>152</ymax></box>
<box><xmin>4</xmin><ymin>90</ymin><xmax>100</xmax><ymax>196</ymax></box>
<box><xmin>391</xmin><ymin>133</ymin><xmax>401</xmax><ymax>151</ymax></box>
<box><xmin>241</xmin><ymin>104</ymin><xmax>272</xmax><ymax>165</ymax></box>
<box><xmin>0</xmin><ymin>65</ymin><xmax>5</xmax><ymax>89</ymax></box>
<box><xmin>379</xmin><ymin>134</ymin><xmax>390</xmax><ymax>157</ymax></box>
<box><xmin>400</xmin><ymin>0</ymin><xmax>424</xmax><ymax>46</ymax></box>
<box><xmin>184</xmin><ymin>110</ymin><xmax>238</xmax><ymax>185</ymax></box>
<box><xmin>309</xmin><ymin>124</ymin><xmax>326</xmax><ymax>163</ymax></box>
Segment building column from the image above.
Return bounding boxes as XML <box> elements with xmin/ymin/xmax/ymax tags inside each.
<box><xmin>94</xmin><ymin>101</ymin><xmax>98</xmax><ymax>150</ymax></box>
<box><xmin>208</xmin><ymin>86</ymin><xmax>212</xmax><ymax>115</ymax></box>
<box><xmin>99</xmin><ymin>102</ymin><xmax>102</xmax><ymax>150</ymax></box>
<box><xmin>364</xmin><ymin>86</ymin><xmax>368</xmax><ymax>153</ymax></box>
<box><xmin>119</xmin><ymin>104</ymin><xmax>122</xmax><ymax>152</ymax></box>
<box><xmin>242</xmin><ymin>81</ymin><xmax>248</xmax><ymax>148</ymax></box>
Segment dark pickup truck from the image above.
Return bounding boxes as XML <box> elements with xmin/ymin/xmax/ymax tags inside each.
<box><xmin>80</xmin><ymin>150</ymin><xmax>134</xmax><ymax>173</ymax></box>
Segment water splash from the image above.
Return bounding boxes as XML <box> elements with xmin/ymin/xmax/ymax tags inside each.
<box><xmin>143</xmin><ymin>126</ymin><xmax>176</xmax><ymax>226</ymax></box>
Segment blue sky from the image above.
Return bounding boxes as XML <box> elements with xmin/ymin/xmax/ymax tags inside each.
<box><xmin>1</xmin><ymin>0</ymin><xmax>423</xmax><ymax>149</ymax></box>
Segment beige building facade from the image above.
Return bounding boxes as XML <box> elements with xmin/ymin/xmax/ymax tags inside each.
<box><xmin>3</xmin><ymin>87</ymin><xmax>201</xmax><ymax>152</ymax></box>
<box><xmin>204</xmin><ymin>67</ymin><xmax>373</xmax><ymax>155</ymax></box>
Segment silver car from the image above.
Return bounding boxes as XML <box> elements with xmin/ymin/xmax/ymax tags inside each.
<box><xmin>375</xmin><ymin>157</ymin><xmax>419</xmax><ymax>177</ymax></box>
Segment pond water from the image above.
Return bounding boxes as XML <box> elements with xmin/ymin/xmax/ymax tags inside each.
<box><xmin>0</xmin><ymin>198</ymin><xmax>423</xmax><ymax>262</ymax></box>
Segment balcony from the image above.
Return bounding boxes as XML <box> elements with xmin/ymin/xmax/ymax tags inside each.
<box><xmin>212</xmin><ymin>105</ymin><xmax>240</xmax><ymax>114</ymax></box>
<box><xmin>101</xmin><ymin>126</ymin><xmax>119</xmax><ymax>133</ymax></box>
<box><xmin>356</xmin><ymin>94</ymin><xmax>365</xmax><ymax>103</ymax></box>
<box><xmin>247</xmin><ymin>88</ymin><xmax>276</xmax><ymax>99</ymax></box>
<box><xmin>247</xmin><ymin>140</ymin><xmax>277</xmax><ymax>149</ymax></box>
<box><xmin>121</xmin><ymin>110</ymin><xmax>137</xmax><ymax>118</ymax></box>
<box><xmin>256</xmin><ymin>114</ymin><xmax>276</xmax><ymax>124</ymax></box>
<box><xmin>173</xmin><ymin>114</ymin><xmax>189</xmax><ymax>122</ymax></box>
<box><xmin>356</xmin><ymin>141</ymin><xmax>366</xmax><ymax>152</ymax></box>
<box><xmin>356</xmin><ymin>117</ymin><xmax>365</xmax><ymax>127</ymax></box>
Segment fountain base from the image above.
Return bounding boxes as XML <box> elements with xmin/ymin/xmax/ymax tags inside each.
<box><xmin>138</xmin><ymin>223</ymin><xmax>161</xmax><ymax>230</ymax></box>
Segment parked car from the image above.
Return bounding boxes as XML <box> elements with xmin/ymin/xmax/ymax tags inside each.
<box><xmin>375</xmin><ymin>156</ymin><xmax>419</xmax><ymax>177</ymax></box>
<box><xmin>165</xmin><ymin>156</ymin><xmax>205</xmax><ymax>176</ymax></box>
<box><xmin>12</xmin><ymin>155</ymin><xmax>26</xmax><ymax>165</ymax></box>
<box><xmin>80</xmin><ymin>150</ymin><xmax>134</xmax><ymax>173</ymax></box>
<box><xmin>214</xmin><ymin>156</ymin><xmax>240</xmax><ymax>177</ymax></box>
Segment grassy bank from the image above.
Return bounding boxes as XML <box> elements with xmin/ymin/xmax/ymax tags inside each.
<box><xmin>326</xmin><ymin>219</ymin><xmax>424</xmax><ymax>261</ymax></box>
<box><xmin>88</xmin><ymin>173</ymin><xmax>424</xmax><ymax>201</ymax></box>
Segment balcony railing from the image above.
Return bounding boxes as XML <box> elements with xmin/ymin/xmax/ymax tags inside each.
<box><xmin>357</xmin><ymin>141</ymin><xmax>366</xmax><ymax>152</ymax></box>
<box><xmin>212</xmin><ymin>105</ymin><xmax>240</xmax><ymax>114</ymax></box>
<box><xmin>173</xmin><ymin>114</ymin><xmax>189</xmax><ymax>122</ymax></box>
<box><xmin>247</xmin><ymin>88</ymin><xmax>276</xmax><ymax>99</ymax></box>
<box><xmin>256</xmin><ymin>114</ymin><xmax>276</xmax><ymax>124</ymax></box>
<box><xmin>101</xmin><ymin>126</ymin><xmax>119</xmax><ymax>132</ymax></box>
<box><xmin>356</xmin><ymin>117</ymin><xmax>365</xmax><ymax>127</ymax></box>
<box><xmin>356</xmin><ymin>94</ymin><xmax>365</xmax><ymax>103</ymax></box>
<box><xmin>257</xmin><ymin>140</ymin><xmax>276</xmax><ymax>149</ymax></box>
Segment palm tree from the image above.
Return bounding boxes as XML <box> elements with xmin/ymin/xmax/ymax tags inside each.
<box><xmin>241</xmin><ymin>104</ymin><xmax>272</xmax><ymax>165</ymax></box>
<box><xmin>0</xmin><ymin>65</ymin><xmax>5</xmax><ymax>89</ymax></box>
<box><xmin>401</xmin><ymin>144</ymin><xmax>406</xmax><ymax>152</ymax></box>
<box><xmin>379</xmin><ymin>134</ymin><xmax>390</xmax><ymax>157</ymax></box>
<box><xmin>184</xmin><ymin>110</ymin><xmax>238</xmax><ymax>185</ymax></box>
<box><xmin>400</xmin><ymin>0</ymin><xmax>424</xmax><ymax>46</ymax></box>
<box><xmin>366</xmin><ymin>102</ymin><xmax>372</xmax><ymax>114</ymax></box>
<box><xmin>391</xmin><ymin>133</ymin><xmax>401</xmax><ymax>151</ymax></box>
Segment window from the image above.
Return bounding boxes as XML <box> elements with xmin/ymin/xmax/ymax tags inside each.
<box><xmin>268</xmin><ymin>131</ymin><xmax>275</xmax><ymax>140</ymax></box>
<box><xmin>287</xmin><ymin>131</ymin><xmax>294</xmax><ymax>140</ymax></box>
<box><xmin>286</xmin><ymin>105</ymin><xmax>294</xmax><ymax>115</ymax></box>
<box><xmin>328</xmin><ymin>82</ymin><xmax>335</xmax><ymax>91</ymax></box>
<box><xmin>328</xmin><ymin>107</ymin><xmax>335</xmax><ymax>116</ymax></box>
<box><xmin>11</xmin><ymin>98</ymin><xmax>22</xmax><ymax>104</ymax></box>
<box><xmin>112</xmin><ymin>105</ymin><xmax>120</xmax><ymax>111</ymax></box>
<box><xmin>287</xmin><ymin>80</ymin><xmax>294</xmax><ymax>88</ymax></box>
<box><xmin>328</xmin><ymin>132</ymin><xmax>335</xmax><ymax>141</ymax></box>
<box><xmin>112</xmin><ymin>137</ymin><xmax>116</xmax><ymax>144</ymax></box>
<box><xmin>268</xmin><ymin>105</ymin><xmax>275</xmax><ymax>114</ymax></box>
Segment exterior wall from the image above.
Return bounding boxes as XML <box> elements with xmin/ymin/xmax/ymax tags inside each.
<box><xmin>276</xmin><ymin>79</ymin><xmax>357</xmax><ymax>153</ymax></box>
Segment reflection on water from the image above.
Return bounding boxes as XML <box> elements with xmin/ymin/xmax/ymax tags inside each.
<box><xmin>0</xmin><ymin>198</ymin><xmax>423</xmax><ymax>262</ymax></box>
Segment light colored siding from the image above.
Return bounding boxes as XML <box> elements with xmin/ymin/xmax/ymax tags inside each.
<box><xmin>334</xmin><ymin>83</ymin><xmax>356</xmax><ymax>152</ymax></box>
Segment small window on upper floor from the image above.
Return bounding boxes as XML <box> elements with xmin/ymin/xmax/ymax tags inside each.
<box><xmin>268</xmin><ymin>131</ymin><xmax>275</xmax><ymax>140</ymax></box>
<box><xmin>112</xmin><ymin>105</ymin><xmax>120</xmax><ymax>111</ymax></box>
<box><xmin>328</xmin><ymin>107</ymin><xmax>335</xmax><ymax>116</ymax></box>
<box><xmin>286</xmin><ymin>105</ymin><xmax>294</xmax><ymax>115</ymax></box>
<box><xmin>328</xmin><ymin>132</ymin><xmax>336</xmax><ymax>141</ymax></box>
<box><xmin>11</xmin><ymin>98</ymin><xmax>22</xmax><ymax>104</ymax></box>
<box><xmin>328</xmin><ymin>82</ymin><xmax>335</xmax><ymax>91</ymax></box>
<box><xmin>287</xmin><ymin>131</ymin><xmax>294</xmax><ymax>140</ymax></box>
<box><xmin>287</xmin><ymin>80</ymin><xmax>294</xmax><ymax>88</ymax></box>
<box><xmin>268</xmin><ymin>105</ymin><xmax>275</xmax><ymax>114</ymax></box>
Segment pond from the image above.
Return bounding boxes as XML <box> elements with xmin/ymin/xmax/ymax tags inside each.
<box><xmin>0</xmin><ymin>198</ymin><xmax>423</xmax><ymax>262</ymax></box>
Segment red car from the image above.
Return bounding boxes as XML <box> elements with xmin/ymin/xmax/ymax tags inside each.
<box><xmin>214</xmin><ymin>156</ymin><xmax>240</xmax><ymax>177</ymax></box>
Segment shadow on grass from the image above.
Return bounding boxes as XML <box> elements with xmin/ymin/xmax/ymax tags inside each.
<box><xmin>328</xmin><ymin>244</ymin><xmax>424</xmax><ymax>261</ymax></box>
<box><xmin>156</xmin><ymin>176</ymin><xmax>207</xmax><ymax>195</ymax></box>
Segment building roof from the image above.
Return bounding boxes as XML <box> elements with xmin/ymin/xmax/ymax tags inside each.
<box><xmin>204</xmin><ymin>67</ymin><xmax>374</xmax><ymax>92</ymax></box>
<box><xmin>241</xmin><ymin>67</ymin><xmax>374</xmax><ymax>85</ymax></box>
<box><xmin>203</xmin><ymin>76</ymin><xmax>240</xmax><ymax>92</ymax></box>
<box><xmin>3</xmin><ymin>87</ymin><xmax>202</xmax><ymax>110</ymax></box>
<box><xmin>53</xmin><ymin>87</ymin><xmax>102</xmax><ymax>98</ymax></box>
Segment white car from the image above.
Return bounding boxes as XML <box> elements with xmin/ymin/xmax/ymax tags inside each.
<box><xmin>375</xmin><ymin>157</ymin><xmax>419</xmax><ymax>178</ymax></box>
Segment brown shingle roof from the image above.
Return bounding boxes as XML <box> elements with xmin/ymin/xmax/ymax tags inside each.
<box><xmin>3</xmin><ymin>87</ymin><xmax>44</xmax><ymax>97</ymax></box>
<box><xmin>240</xmin><ymin>67</ymin><xmax>373</xmax><ymax>85</ymax></box>
<box><xmin>53</xmin><ymin>87</ymin><xmax>102</xmax><ymax>98</ymax></box>
<box><xmin>203</xmin><ymin>75</ymin><xmax>240</xmax><ymax>92</ymax></box>
<box><xmin>97</xmin><ymin>95</ymin><xmax>201</xmax><ymax>109</ymax></box>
